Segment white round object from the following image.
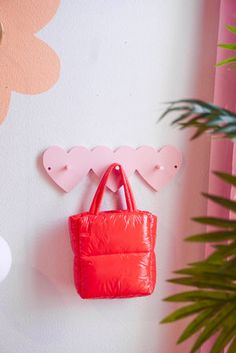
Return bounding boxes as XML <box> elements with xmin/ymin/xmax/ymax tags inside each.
<box><xmin>0</xmin><ymin>236</ymin><xmax>12</xmax><ymax>282</ymax></box>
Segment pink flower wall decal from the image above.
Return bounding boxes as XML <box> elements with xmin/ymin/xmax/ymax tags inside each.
<box><xmin>0</xmin><ymin>0</ymin><xmax>60</xmax><ymax>123</ymax></box>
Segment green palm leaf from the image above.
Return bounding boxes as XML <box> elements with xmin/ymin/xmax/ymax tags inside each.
<box><xmin>202</xmin><ymin>192</ymin><xmax>236</xmax><ymax>212</ymax></box>
<box><xmin>210</xmin><ymin>316</ymin><xmax>236</xmax><ymax>353</ymax></box>
<box><xmin>192</xmin><ymin>216</ymin><xmax>236</xmax><ymax>228</ymax></box>
<box><xmin>168</xmin><ymin>277</ymin><xmax>236</xmax><ymax>291</ymax></box>
<box><xmin>160</xmin><ymin>301</ymin><xmax>216</xmax><ymax>324</ymax></box>
<box><xmin>213</xmin><ymin>242</ymin><xmax>236</xmax><ymax>259</ymax></box>
<box><xmin>214</xmin><ymin>171</ymin><xmax>236</xmax><ymax>186</ymax></box>
<box><xmin>228</xmin><ymin>336</ymin><xmax>236</xmax><ymax>353</ymax></box>
<box><xmin>189</xmin><ymin>303</ymin><xmax>236</xmax><ymax>353</ymax></box>
<box><xmin>191</xmin><ymin>259</ymin><xmax>236</xmax><ymax>273</ymax></box>
<box><xmin>159</xmin><ymin>99</ymin><xmax>236</xmax><ymax>139</ymax></box>
<box><xmin>215</xmin><ymin>24</ymin><xmax>236</xmax><ymax>69</ymax></box>
<box><xmin>226</xmin><ymin>24</ymin><xmax>236</xmax><ymax>35</ymax></box>
<box><xmin>186</xmin><ymin>231</ymin><xmax>236</xmax><ymax>242</ymax></box>
<box><xmin>177</xmin><ymin>308</ymin><xmax>218</xmax><ymax>344</ymax></box>
<box><xmin>175</xmin><ymin>267</ymin><xmax>236</xmax><ymax>281</ymax></box>
<box><xmin>164</xmin><ymin>290</ymin><xmax>236</xmax><ymax>303</ymax></box>
<box><xmin>161</xmin><ymin>170</ymin><xmax>236</xmax><ymax>352</ymax></box>
<box><xmin>216</xmin><ymin>56</ymin><xmax>236</xmax><ymax>67</ymax></box>
<box><xmin>159</xmin><ymin>24</ymin><xmax>236</xmax><ymax>351</ymax></box>
<box><xmin>218</xmin><ymin>43</ymin><xmax>236</xmax><ymax>50</ymax></box>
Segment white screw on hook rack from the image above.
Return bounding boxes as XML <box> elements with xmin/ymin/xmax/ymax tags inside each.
<box><xmin>155</xmin><ymin>165</ymin><xmax>165</xmax><ymax>170</ymax></box>
<box><xmin>64</xmin><ymin>164</ymin><xmax>71</xmax><ymax>170</ymax></box>
<box><xmin>0</xmin><ymin>236</ymin><xmax>12</xmax><ymax>283</ymax></box>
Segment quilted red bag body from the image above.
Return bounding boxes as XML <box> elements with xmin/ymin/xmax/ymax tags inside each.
<box><xmin>69</xmin><ymin>163</ymin><xmax>157</xmax><ymax>299</ymax></box>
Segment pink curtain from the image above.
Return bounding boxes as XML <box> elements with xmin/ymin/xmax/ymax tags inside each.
<box><xmin>202</xmin><ymin>1</ymin><xmax>236</xmax><ymax>352</ymax></box>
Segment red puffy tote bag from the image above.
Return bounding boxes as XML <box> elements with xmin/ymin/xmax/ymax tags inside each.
<box><xmin>69</xmin><ymin>163</ymin><xmax>157</xmax><ymax>299</ymax></box>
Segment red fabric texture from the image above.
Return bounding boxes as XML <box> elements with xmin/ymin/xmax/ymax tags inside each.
<box><xmin>69</xmin><ymin>163</ymin><xmax>157</xmax><ymax>299</ymax></box>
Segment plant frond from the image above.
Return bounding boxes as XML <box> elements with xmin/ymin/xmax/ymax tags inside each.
<box><xmin>160</xmin><ymin>301</ymin><xmax>215</xmax><ymax>324</ymax></box>
<box><xmin>214</xmin><ymin>172</ymin><xmax>236</xmax><ymax>187</ymax></box>
<box><xmin>227</xmin><ymin>335</ymin><xmax>236</xmax><ymax>353</ymax></box>
<box><xmin>226</xmin><ymin>24</ymin><xmax>236</xmax><ymax>35</ymax></box>
<box><xmin>216</xmin><ymin>56</ymin><xmax>236</xmax><ymax>67</ymax></box>
<box><xmin>164</xmin><ymin>290</ymin><xmax>236</xmax><ymax>303</ymax></box>
<box><xmin>186</xmin><ymin>231</ymin><xmax>236</xmax><ymax>242</ymax></box>
<box><xmin>218</xmin><ymin>43</ymin><xmax>236</xmax><ymax>50</ymax></box>
<box><xmin>189</xmin><ymin>303</ymin><xmax>236</xmax><ymax>353</ymax></box>
<box><xmin>177</xmin><ymin>308</ymin><xmax>218</xmax><ymax>344</ymax></box>
<box><xmin>210</xmin><ymin>315</ymin><xmax>236</xmax><ymax>353</ymax></box>
<box><xmin>158</xmin><ymin>99</ymin><xmax>236</xmax><ymax>139</ymax></box>
<box><xmin>191</xmin><ymin>216</ymin><xmax>236</xmax><ymax>228</ymax></box>
<box><xmin>202</xmin><ymin>192</ymin><xmax>236</xmax><ymax>213</ymax></box>
<box><xmin>168</xmin><ymin>277</ymin><xmax>236</xmax><ymax>291</ymax></box>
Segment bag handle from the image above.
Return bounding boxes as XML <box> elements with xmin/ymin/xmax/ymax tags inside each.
<box><xmin>89</xmin><ymin>163</ymin><xmax>137</xmax><ymax>215</ymax></box>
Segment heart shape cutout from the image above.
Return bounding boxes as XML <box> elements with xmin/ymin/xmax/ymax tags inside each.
<box><xmin>42</xmin><ymin>145</ymin><xmax>182</xmax><ymax>193</ymax></box>
<box><xmin>136</xmin><ymin>145</ymin><xmax>182</xmax><ymax>191</ymax></box>
<box><xmin>43</xmin><ymin>146</ymin><xmax>91</xmax><ymax>192</ymax></box>
<box><xmin>92</xmin><ymin>146</ymin><xmax>137</xmax><ymax>192</ymax></box>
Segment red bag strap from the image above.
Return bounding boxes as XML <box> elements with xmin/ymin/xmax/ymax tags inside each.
<box><xmin>89</xmin><ymin>163</ymin><xmax>137</xmax><ymax>215</ymax></box>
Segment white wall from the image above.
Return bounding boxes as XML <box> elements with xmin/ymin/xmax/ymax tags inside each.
<box><xmin>0</xmin><ymin>1</ymin><xmax>220</xmax><ymax>353</ymax></box>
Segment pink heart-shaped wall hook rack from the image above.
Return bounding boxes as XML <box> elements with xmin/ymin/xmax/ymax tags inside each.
<box><xmin>43</xmin><ymin>146</ymin><xmax>91</xmax><ymax>192</ymax></box>
<box><xmin>136</xmin><ymin>145</ymin><xmax>183</xmax><ymax>191</ymax></box>
<box><xmin>42</xmin><ymin>145</ymin><xmax>182</xmax><ymax>192</ymax></box>
<box><xmin>92</xmin><ymin>146</ymin><xmax>137</xmax><ymax>192</ymax></box>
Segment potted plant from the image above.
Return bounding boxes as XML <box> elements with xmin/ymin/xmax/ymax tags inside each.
<box><xmin>160</xmin><ymin>23</ymin><xmax>236</xmax><ymax>353</ymax></box>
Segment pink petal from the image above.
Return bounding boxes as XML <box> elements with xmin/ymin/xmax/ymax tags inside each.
<box><xmin>1</xmin><ymin>0</ymin><xmax>60</xmax><ymax>33</ymax></box>
<box><xmin>0</xmin><ymin>34</ymin><xmax>60</xmax><ymax>94</ymax></box>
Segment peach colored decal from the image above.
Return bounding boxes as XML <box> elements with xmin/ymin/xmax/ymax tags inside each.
<box><xmin>0</xmin><ymin>0</ymin><xmax>60</xmax><ymax>123</ymax></box>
